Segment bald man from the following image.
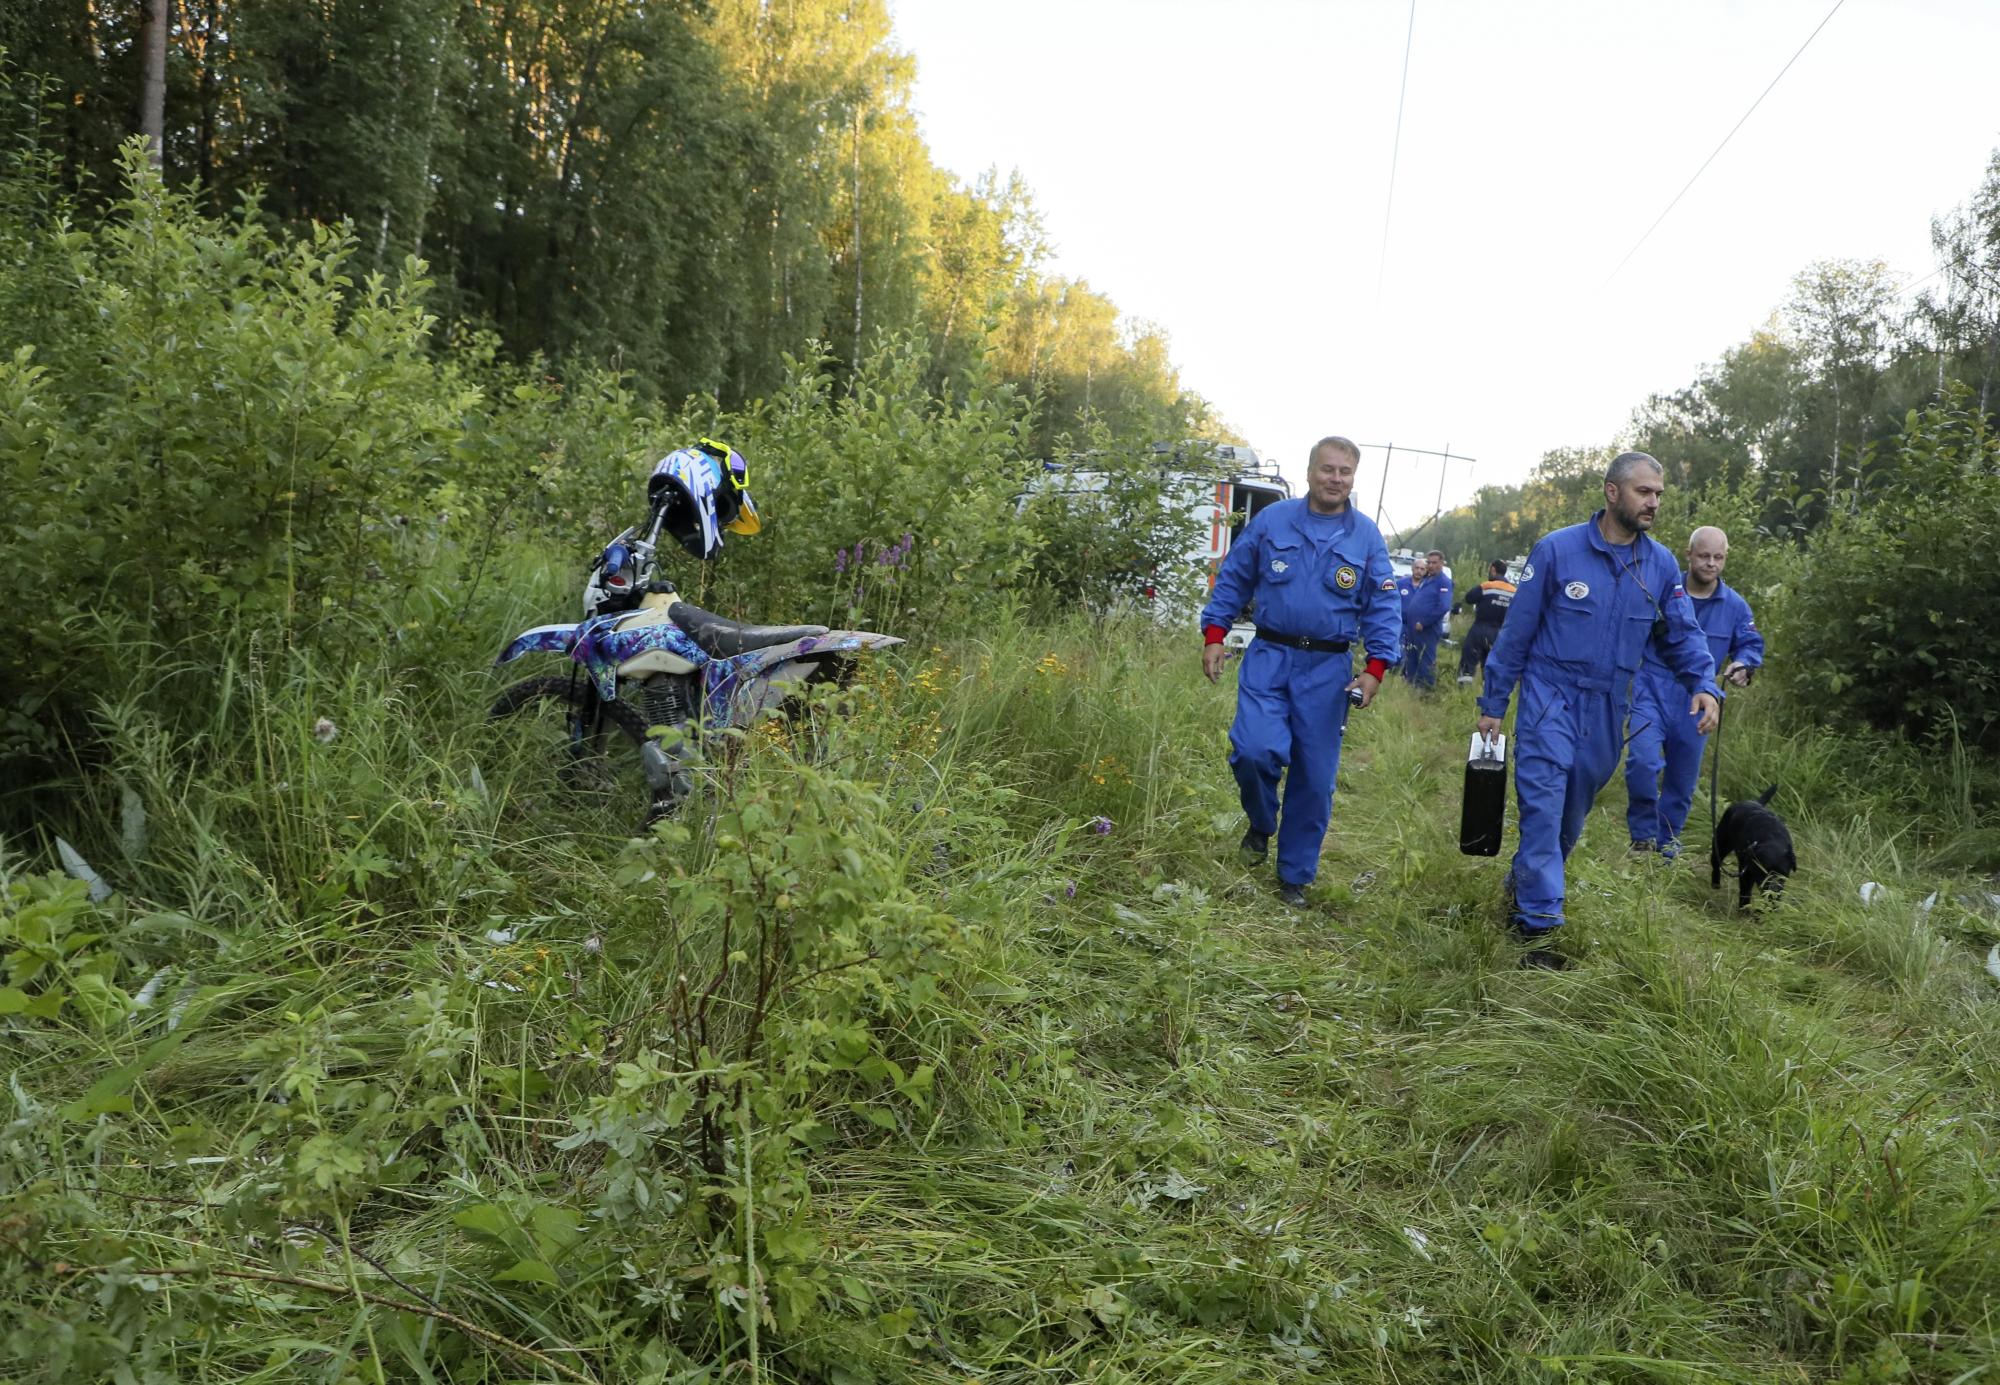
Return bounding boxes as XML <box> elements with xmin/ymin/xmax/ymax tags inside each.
<box><xmin>1623</xmin><ymin>525</ymin><xmax>1764</xmax><ymax>856</ymax></box>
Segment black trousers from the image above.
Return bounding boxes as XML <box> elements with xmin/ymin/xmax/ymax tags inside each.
<box><xmin>1458</xmin><ymin>624</ymin><xmax>1499</xmax><ymax>677</ymax></box>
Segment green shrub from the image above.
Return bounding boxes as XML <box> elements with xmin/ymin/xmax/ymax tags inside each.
<box><xmin>0</xmin><ymin>146</ymin><xmax>477</xmax><ymax>739</ymax></box>
<box><xmin>1014</xmin><ymin>433</ymin><xmax>1219</xmax><ymax>617</ymax></box>
<box><xmin>1782</xmin><ymin>386</ymin><xmax>2000</xmax><ymax>750</ymax></box>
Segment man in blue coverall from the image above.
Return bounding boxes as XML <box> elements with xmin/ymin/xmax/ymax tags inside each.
<box><xmin>1202</xmin><ymin>436</ymin><xmax>1402</xmax><ymax>908</ymax></box>
<box><xmin>1400</xmin><ymin>553</ymin><xmax>1451</xmax><ymax>688</ymax></box>
<box><xmin>1395</xmin><ymin>556</ymin><xmax>1422</xmax><ymax>638</ymax></box>
<box><xmin>1474</xmin><ymin>452</ymin><xmax>1721</xmax><ymax>965</ymax></box>
<box><xmin>1427</xmin><ymin>550</ymin><xmax>1454</xmax><ymax>619</ymax></box>
<box><xmin>1624</xmin><ymin>525</ymin><xmax>1764</xmax><ymax>856</ymax></box>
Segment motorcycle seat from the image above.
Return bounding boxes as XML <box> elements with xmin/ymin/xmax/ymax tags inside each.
<box><xmin>667</xmin><ymin>601</ymin><xmax>829</xmax><ymax>658</ymax></box>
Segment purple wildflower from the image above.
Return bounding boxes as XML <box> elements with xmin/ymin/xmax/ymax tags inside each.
<box><xmin>1064</xmin><ymin>880</ymin><xmax>1077</xmax><ymax>899</ymax></box>
<box><xmin>1090</xmin><ymin>816</ymin><xmax>1113</xmax><ymax>836</ymax></box>
<box><xmin>834</xmin><ymin>548</ymin><xmax>848</xmax><ymax>575</ymax></box>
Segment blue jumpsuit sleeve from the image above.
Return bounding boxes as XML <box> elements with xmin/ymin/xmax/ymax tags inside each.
<box><xmin>1654</xmin><ymin>581</ymin><xmax>1721</xmax><ymax>699</ymax></box>
<box><xmin>1728</xmin><ymin>591</ymin><xmax>1765</xmax><ymax>669</ymax></box>
<box><xmin>1198</xmin><ymin>508</ymin><xmax>1267</xmax><ymax>631</ymax></box>
<box><xmin>1360</xmin><ymin>531</ymin><xmax>1402</xmax><ymax>666</ymax></box>
<box><xmin>1477</xmin><ymin>537</ymin><xmax>1555</xmax><ymax>719</ymax></box>
<box><xmin>1414</xmin><ymin>581</ymin><xmax>1448</xmax><ymax>628</ymax></box>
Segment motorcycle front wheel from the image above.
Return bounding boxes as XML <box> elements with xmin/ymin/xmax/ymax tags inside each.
<box><xmin>487</xmin><ymin>675</ymin><xmax>690</xmax><ymax>829</ymax></box>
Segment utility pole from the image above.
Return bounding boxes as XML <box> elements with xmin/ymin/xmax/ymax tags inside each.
<box><xmin>1361</xmin><ymin>443</ymin><xmax>1477</xmax><ymax>539</ymax></box>
<box><xmin>1373</xmin><ymin>443</ymin><xmax>1395</xmax><ymax>526</ymax></box>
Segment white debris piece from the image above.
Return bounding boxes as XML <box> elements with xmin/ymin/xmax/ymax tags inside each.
<box><xmin>132</xmin><ymin>967</ymin><xmax>173</xmax><ymax>1009</ymax></box>
<box><xmin>166</xmin><ymin>980</ymin><xmax>200</xmax><ymax>1031</ymax></box>
<box><xmin>1859</xmin><ymin>882</ymin><xmax>1884</xmax><ymax>905</ymax></box>
<box><xmin>120</xmin><ymin>788</ymin><xmax>148</xmax><ymax>860</ymax></box>
<box><xmin>56</xmin><ymin>837</ymin><xmax>112</xmax><ymax>902</ymax></box>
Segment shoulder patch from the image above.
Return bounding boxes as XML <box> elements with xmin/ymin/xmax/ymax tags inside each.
<box><xmin>1380</xmin><ymin>577</ymin><xmax>1398</xmax><ymax>591</ymax></box>
<box><xmin>1564</xmin><ymin>580</ymin><xmax>1589</xmax><ymax>600</ymax></box>
<box><xmin>1520</xmin><ymin>563</ymin><xmax>1534</xmax><ymax>582</ymax></box>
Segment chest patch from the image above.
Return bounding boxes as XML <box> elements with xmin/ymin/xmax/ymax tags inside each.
<box><xmin>1564</xmin><ymin>581</ymin><xmax>1590</xmax><ymax>600</ymax></box>
<box><xmin>1335</xmin><ymin>565</ymin><xmax>1358</xmax><ymax>590</ymax></box>
<box><xmin>1271</xmin><ymin>558</ymin><xmax>1289</xmax><ymax>574</ymax></box>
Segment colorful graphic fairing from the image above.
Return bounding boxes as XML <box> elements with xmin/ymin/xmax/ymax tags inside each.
<box><xmin>497</xmin><ymin>614</ymin><xmax>897</xmax><ymax>725</ymax></box>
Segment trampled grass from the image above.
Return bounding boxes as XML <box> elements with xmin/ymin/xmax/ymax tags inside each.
<box><xmin>5</xmin><ymin>610</ymin><xmax>1999</xmax><ymax>1383</ymax></box>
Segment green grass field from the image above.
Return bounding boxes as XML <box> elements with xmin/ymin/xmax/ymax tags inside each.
<box><xmin>5</xmin><ymin>612</ymin><xmax>1999</xmax><ymax>1383</ymax></box>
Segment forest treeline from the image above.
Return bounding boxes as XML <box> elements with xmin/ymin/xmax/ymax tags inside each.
<box><xmin>1408</xmin><ymin>149</ymin><xmax>2000</xmax><ymax>755</ymax></box>
<box><xmin>0</xmin><ymin>0</ymin><xmax>1226</xmax><ymax>452</ymax></box>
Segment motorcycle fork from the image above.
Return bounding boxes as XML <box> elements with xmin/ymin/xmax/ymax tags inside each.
<box><xmin>564</xmin><ymin>665</ymin><xmax>605</xmax><ymax>757</ymax></box>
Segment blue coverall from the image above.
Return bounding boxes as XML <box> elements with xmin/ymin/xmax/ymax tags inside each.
<box><xmin>1623</xmin><ymin>578</ymin><xmax>1763</xmax><ymax>850</ymax></box>
<box><xmin>1400</xmin><ymin>575</ymin><xmax>1451</xmax><ymax>688</ymax></box>
<box><xmin>1478</xmin><ymin>514</ymin><xmax>1719</xmax><ymax>933</ymax></box>
<box><xmin>1201</xmin><ymin>500</ymin><xmax>1402</xmax><ymax>887</ymax></box>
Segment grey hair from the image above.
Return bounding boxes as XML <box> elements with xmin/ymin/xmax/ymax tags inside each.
<box><xmin>1309</xmin><ymin>436</ymin><xmax>1361</xmax><ymax>466</ymax></box>
<box><xmin>1605</xmin><ymin>450</ymin><xmax>1664</xmax><ymax>486</ymax></box>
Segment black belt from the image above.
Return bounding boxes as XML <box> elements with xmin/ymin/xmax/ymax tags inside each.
<box><xmin>1255</xmin><ymin>630</ymin><xmax>1350</xmax><ymax>653</ymax></box>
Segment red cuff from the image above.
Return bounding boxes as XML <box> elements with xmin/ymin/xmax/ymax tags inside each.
<box><xmin>1203</xmin><ymin>625</ymin><xmax>1227</xmax><ymax>646</ymax></box>
<box><xmin>1365</xmin><ymin>658</ymin><xmax>1389</xmax><ymax>681</ymax></box>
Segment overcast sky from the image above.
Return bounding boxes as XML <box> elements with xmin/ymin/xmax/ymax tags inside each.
<box><xmin>886</xmin><ymin>0</ymin><xmax>2000</xmax><ymax>533</ymax></box>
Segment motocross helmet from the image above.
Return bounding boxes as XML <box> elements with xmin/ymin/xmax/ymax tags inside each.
<box><xmin>646</xmin><ymin>438</ymin><xmax>761</xmax><ymax>560</ymax></box>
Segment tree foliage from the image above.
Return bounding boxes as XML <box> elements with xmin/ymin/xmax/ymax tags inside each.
<box><xmin>0</xmin><ymin>1</ymin><xmax>1225</xmax><ymax>451</ymax></box>
<box><xmin>1411</xmin><ymin>147</ymin><xmax>2000</xmax><ymax>751</ymax></box>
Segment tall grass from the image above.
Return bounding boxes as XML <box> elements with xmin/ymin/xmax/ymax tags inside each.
<box><xmin>4</xmin><ymin>599</ymin><xmax>1999</xmax><ymax>1382</ymax></box>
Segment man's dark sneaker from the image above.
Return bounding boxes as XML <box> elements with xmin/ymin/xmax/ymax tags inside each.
<box><xmin>1278</xmin><ymin>882</ymin><xmax>1309</xmax><ymax>909</ymax></box>
<box><xmin>1512</xmin><ymin>922</ymin><xmax>1570</xmax><ymax>970</ymax></box>
<box><xmin>1628</xmin><ymin>839</ymin><xmax>1657</xmax><ymax>857</ymax></box>
<box><xmin>1239</xmin><ymin>828</ymin><xmax>1270</xmax><ymax>868</ymax></box>
<box><xmin>1519</xmin><ymin>945</ymin><xmax>1571</xmax><ymax>971</ymax></box>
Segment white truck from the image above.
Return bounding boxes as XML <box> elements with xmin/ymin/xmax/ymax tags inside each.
<box><xmin>1025</xmin><ymin>443</ymin><xmax>1291</xmax><ymax>640</ymax></box>
<box><xmin>1193</xmin><ymin>446</ymin><xmax>1291</xmax><ymax>648</ymax></box>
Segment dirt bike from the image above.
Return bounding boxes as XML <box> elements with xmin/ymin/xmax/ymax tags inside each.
<box><xmin>489</xmin><ymin>501</ymin><xmax>901</xmax><ymax>825</ymax></box>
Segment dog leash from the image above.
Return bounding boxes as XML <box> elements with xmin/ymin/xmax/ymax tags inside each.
<box><xmin>1706</xmin><ymin>695</ymin><xmax>1727</xmax><ymax>890</ymax></box>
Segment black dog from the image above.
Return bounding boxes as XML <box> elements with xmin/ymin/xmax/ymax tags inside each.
<box><xmin>1711</xmin><ymin>785</ymin><xmax>1796</xmax><ymax>909</ymax></box>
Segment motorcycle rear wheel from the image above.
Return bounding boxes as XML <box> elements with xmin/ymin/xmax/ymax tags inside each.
<box><xmin>488</xmin><ymin>675</ymin><xmax>688</xmax><ymax>829</ymax></box>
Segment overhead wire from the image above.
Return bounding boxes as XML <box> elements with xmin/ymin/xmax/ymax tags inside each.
<box><xmin>1375</xmin><ymin>0</ymin><xmax>1418</xmax><ymax>309</ymax></box>
<box><xmin>1603</xmin><ymin>0</ymin><xmax>1847</xmax><ymax>286</ymax></box>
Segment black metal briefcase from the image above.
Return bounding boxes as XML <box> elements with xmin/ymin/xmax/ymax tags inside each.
<box><xmin>1459</xmin><ymin>731</ymin><xmax>1507</xmax><ymax>856</ymax></box>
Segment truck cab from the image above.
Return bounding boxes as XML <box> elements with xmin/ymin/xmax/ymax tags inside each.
<box><xmin>1189</xmin><ymin>445</ymin><xmax>1289</xmax><ymax>648</ymax></box>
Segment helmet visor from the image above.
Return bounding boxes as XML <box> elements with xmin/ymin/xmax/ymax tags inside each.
<box><xmin>725</xmin><ymin>490</ymin><xmax>761</xmax><ymax>536</ymax></box>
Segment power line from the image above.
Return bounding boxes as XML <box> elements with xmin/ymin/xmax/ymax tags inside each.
<box><xmin>1903</xmin><ymin>263</ymin><xmax>1946</xmax><ymax>295</ymax></box>
<box><xmin>1604</xmin><ymin>0</ymin><xmax>1846</xmax><ymax>286</ymax></box>
<box><xmin>1375</xmin><ymin>0</ymin><xmax>1418</xmax><ymax>307</ymax></box>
